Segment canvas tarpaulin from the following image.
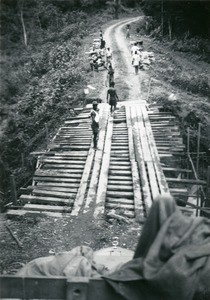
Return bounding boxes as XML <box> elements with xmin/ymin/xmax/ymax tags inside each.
<box><xmin>104</xmin><ymin>196</ymin><xmax>210</xmax><ymax>300</ymax></box>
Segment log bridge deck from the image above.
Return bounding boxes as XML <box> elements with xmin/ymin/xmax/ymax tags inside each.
<box><xmin>7</xmin><ymin>100</ymin><xmax>205</xmax><ymax>219</ymax></box>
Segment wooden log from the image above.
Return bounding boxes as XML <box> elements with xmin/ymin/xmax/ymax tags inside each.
<box><xmin>106</xmin><ymin>197</ymin><xmax>134</xmax><ymax>204</ymax></box>
<box><xmin>166</xmin><ymin>178</ymin><xmax>206</xmax><ymax>185</ymax></box>
<box><xmin>42</xmin><ymin>164</ymin><xmax>84</xmax><ymax>170</ymax></box>
<box><xmin>107</xmin><ymin>185</ymin><xmax>133</xmax><ymax>191</ymax></box>
<box><xmin>110</xmin><ymin>161</ymin><xmax>130</xmax><ymax>166</ymax></box>
<box><xmin>33</xmin><ymin>176</ymin><xmax>80</xmax><ymax>183</ymax></box>
<box><xmin>109</xmin><ymin>165</ymin><xmax>131</xmax><ymax>170</ymax></box>
<box><xmin>7</xmin><ymin>210</ymin><xmax>65</xmax><ymax>218</ymax></box>
<box><xmin>23</xmin><ymin>204</ymin><xmax>72</xmax><ymax>213</ymax></box>
<box><xmin>32</xmin><ymin>189</ymin><xmax>76</xmax><ymax>198</ymax></box>
<box><xmin>162</xmin><ymin>167</ymin><xmax>192</xmax><ymax>173</ymax></box>
<box><xmin>105</xmin><ymin>202</ymin><xmax>134</xmax><ymax>211</ymax></box>
<box><xmin>106</xmin><ymin>211</ymin><xmax>131</xmax><ymax>223</ymax></box>
<box><xmin>20</xmin><ymin>194</ymin><xmax>73</xmax><ymax>205</ymax></box>
<box><xmin>106</xmin><ymin>191</ymin><xmax>133</xmax><ymax>199</ymax></box>
<box><xmin>108</xmin><ymin>180</ymin><xmax>133</xmax><ymax>185</ymax></box>
<box><xmin>35</xmin><ymin>170</ymin><xmax>82</xmax><ymax>178</ymax></box>
<box><xmin>109</xmin><ymin>170</ymin><xmax>131</xmax><ymax>176</ymax></box>
<box><xmin>36</xmin><ymin>182</ymin><xmax>80</xmax><ymax>188</ymax></box>
<box><xmin>26</xmin><ymin>185</ymin><xmax>78</xmax><ymax>194</ymax></box>
<box><xmin>5</xmin><ymin>223</ymin><xmax>22</xmax><ymax>248</ymax></box>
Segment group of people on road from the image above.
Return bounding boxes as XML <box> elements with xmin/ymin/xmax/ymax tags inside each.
<box><xmin>131</xmin><ymin>41</ymin><xmax>144</xmax><ymax>75</ymax></box>
<box><xmin>89</xmin><ymin>29</ymin><xmax>119</xmax><ymax>150</ymax></box>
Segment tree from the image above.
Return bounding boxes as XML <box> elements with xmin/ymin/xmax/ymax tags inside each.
<box><xmin>19</xmin><ymin>0</ymin><xmax>27</xmax><ymax>46</ymax></box>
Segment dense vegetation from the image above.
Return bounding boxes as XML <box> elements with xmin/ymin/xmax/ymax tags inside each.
<box><xmin>0</xmin><ymin>0</ymin><xmax>209</xmax><ymax>208</ymax></box>
<box><xmin>0</xmin><ymin>0</ymin><xmax>111</xmax><ymax>208</ymax></box>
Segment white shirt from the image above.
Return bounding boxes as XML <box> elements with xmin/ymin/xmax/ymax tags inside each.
<box><xmin>132</xmin><ymin>53</ymin><xmax>140</xmax><ymax>66</ymax></box>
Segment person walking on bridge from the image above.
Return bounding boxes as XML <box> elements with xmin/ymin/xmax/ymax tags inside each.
<box><xmin>90</xmin><ymin>101</ymin><xmax>99</xmax><ymax>149</ymax></box>
<box><xmin>107</xmin><ymin>82</ymin><xmax>119</xmax><ymax>114</ymax></box>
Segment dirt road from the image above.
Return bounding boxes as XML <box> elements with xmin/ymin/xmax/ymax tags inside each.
<box><xmin>99</xmin><ymin>17</ymin><xmax>150</xmax><ymax>105</ymax></box>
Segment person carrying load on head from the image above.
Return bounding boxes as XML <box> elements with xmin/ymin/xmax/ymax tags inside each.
<box><xmin>106</xmin><ymin>47</ymin><xmax>112</xmax><ymax>67</ymax></box>
<box><xmin>107</xmin><ymin>82</ymin><xmax>119</xmax><ymax>114</ymax></box>
<box><xmin>90</xmin><ymin>101</ymin><xmax>100</xmax><ymax>149</ymax></box>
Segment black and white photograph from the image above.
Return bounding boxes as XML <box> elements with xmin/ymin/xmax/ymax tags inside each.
<box><xmin>0</xmin><ymin>0</ymin><xmax>210</xmax><ymax>299</ymax></box>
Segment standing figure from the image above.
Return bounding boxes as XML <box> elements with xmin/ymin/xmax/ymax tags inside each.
<box><xmin>99</xmin><ymin>29</ymin><xmax>103</xmax><ymax>40</ymax></box>
<box><xmin>106</xmin><ymin>47</ymin><xmax>112</xmax><ymax>67</ymax></box>
<box><xmin>90</xmin><ymin>101</ymin><xmax>99</xmax><ymax>149</ymax></box>
<box><xmin>126</xmin><ymin>24</ymin><xmax>130</xmax><ymax>39</ymax></box>
<box><xmin>132</xmin><ymin>50</ymin><xmax>140</xmax><ymax>75</ymax></box>
<box><xmin>107</xmin><ymin>82</ymin><xmax>119</xmax><ymax>113</ymax></box>
<box><xmin>107</xmin><ymin>64</ymin><xmax>115</xmax><ymax>87</ymax></box>
<box><xmin>100</xmin><ymin>39</ymin><xmax>106</xmax><ymax>49</ymax></box>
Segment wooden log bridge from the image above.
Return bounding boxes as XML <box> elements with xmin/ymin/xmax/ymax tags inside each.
<box><xmin>6</xmin><ymin>100</ymin><xmax>205</xmax><ymax>219</ymax></box>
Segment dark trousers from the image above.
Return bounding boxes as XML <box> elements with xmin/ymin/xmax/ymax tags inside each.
<box><xmin>93</xmin><ymin>131</ymin><xmax>98</xmax><ymax>148</ymax></box>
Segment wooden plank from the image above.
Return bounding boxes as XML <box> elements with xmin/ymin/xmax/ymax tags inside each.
<box><xmin>36</xmin><ymin>182</ymin><xmax>80</xmax><ymax>188</ymax></box>
<box><xmin>35</xmin><ymin>170</ymin><xmax>82</xmax><ymax>178</ymax></box>
<box><xmin>109</xmin><ymin>165</ymin><xmax>131</xmax><ymax>170</ymax></box>
<box><xmin>106</xmin><ymin>191</ymin><xmax>133</xmax><ymax>198</ymax></box>
<box><xmin>107</xmin><ymin>185</ymin><xmax>133</xmax><ymax>191</ymax></box>
<box><xmin>146</xmin><ymin>161</ymin><xmax>160</xmax><ymax>199</ymax></box>
<box><xmin>130</xmin><ymin>105</ymin><xmax>152</xmax><ymax>215</ymax></box>
<box><xmin>110</xmin><ymin>161</ymin><xmax>130</xmax><ymax>165</ymax></box>
<box><xmin>162</xmin><ymin>167</ymin><xmax>192</xmax><ymax>173</ymax></box>
<box><xmin>94</xmin><ymin>117</ymin><xmax>113</xmax><ymax>218</ymax></box>
<box><xmin>47</xmin><ymin>151</ymin><xmax>88</xmax><ymax>156</ymax></box>
<box><xmin>40</xmin><ymin>159</ymin><xmax>86</xmax><ymax>164</ymax></box>
<box><xmin>71</xmin><ymin>148</ymin><xmax>95</xmax><ymax>216</ymax></box>
<box><xmin>7</xmin><ymin>210</ymin><xmax>65</xmax><ymax>218</ymax></box>
<box><xmin>166</xmin><ymin>178</ymin><xmax>206</xmax><ymax>185</ymax></box>
<box><xmin>34</xmin><ymin>176</ymin><xmax>80</xmax><ymax>183</ymax></box>
<box><xmin>105</xmin><ymin>202</ymin><xmax>134</xmax><ymax>210</ymax></box>
<box><xmin>32</xmin><ymin>189</ymin><xmax>76</xmax><ymax>198</ymax></box>
<box><xmin>136</xmin><ymin>106</ymin><xmax>161</xmax><ymax>199</ymax></box>
<box><xmin>126</xmin><ymin>106</ymin><xmax>144</xmax><ymax>219</ymax></box>
<box><xmin>111</xmin><ymin>152</ymin><xmax>129</xmax><ymax>157</ymax></box>
<box><xmin>106</xmin><ymin>197</ymin><xmax>134</xmax><ymax>204</ymax></box>
<box><xmin>109</xmin><ymin>170</ymin><xmax>131</xmax><ymax>176</ymax></box>
<box><xmin>26</xmin><ymin>185</ymin><xmax>78</xmax><ymax>194</ymax></box>
<box><xmin>110</xmin><ymin>157</ymin><xmax>129</xmax><ymax>161</ymax></box>
<box><xmin>84</xmin><ymin>104</ymin><xmax>109</xmax><ymax>213</ymax></box>
<box><xmin>19</xmin><ymin>194</ymin><xmax>73</xmax><ymax>205</ymax></box>
<box><xmin>108</xmin><ymin>175</ymin><xmax>133</xmax><ymax>181</ymax></box>
<box><xmin>42</xmin><ymin>164</ymin><xmax>84</xmax><ymax>169</ymax></box>
<box><xmin>141</xmin><ymin>106</ymin><xmax>170</xmax><ymax>195</ymax></box>
<box><xmin>108</xmin><ymin>180</ymin><xmax>133</xmax><ymax>185</ymax></box>
<box><xmin>170</xmin><ymin>188</ymin><xmax>188</xmax><ymax>194</ymax></box>
<box><xmin>23</xmin><ymin>204</ymin><xmax>72</xmax><ymax>213</ymax></box>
